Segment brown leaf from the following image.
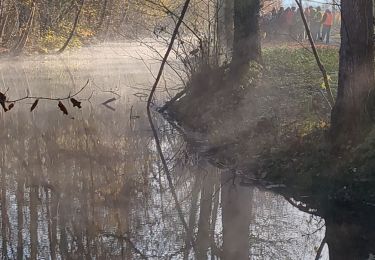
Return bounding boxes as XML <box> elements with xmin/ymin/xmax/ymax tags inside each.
<box><xmin>58</xmin><ymin>101</ymin><xmax>68</xmax><ymax>115</ymax></box>
<box><xmin>30</xmin><ymin>99</ymin><xmax>39</xmax><ymax>112</ymax></box>
<box><xmin>70</xmin><ymin>98</ymin><xmax>81</xmax><ymax>108</ymax></box>
<box><xmin>0</xmin><ymin>92</ymin><xmax>7</xmax><ymax>112</ymax></box>
<box><xmin>8</xmin><ymin>103</ymin><xmax>14</xmax><ymax>111</ymax></box>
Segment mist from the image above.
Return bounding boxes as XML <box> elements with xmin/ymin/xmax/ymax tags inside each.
<box><xmin>0</xmin><ymin>0</ymin><xmax>374</xmax><ymax>259</ymax></box>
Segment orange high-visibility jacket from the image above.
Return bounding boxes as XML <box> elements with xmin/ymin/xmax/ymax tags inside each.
<box><xmin>323</xmin><ymin>12</ymin><xmax>333</xmax><ymax>26</ymax></box>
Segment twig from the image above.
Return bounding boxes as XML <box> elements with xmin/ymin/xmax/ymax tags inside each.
<box><xmin>6</xmin><ymin>79</ymin><xmax>89</xmax><ymax>103</ymax></box>
<box><xmin>143</xmin><ymin>0</ymin><xmax>203</xmax><ymax>51</ymax></box>
<box><xmin>146</xmin><ymin>0</ymin><xmax>191</xmax><ymax>235</ymax></box>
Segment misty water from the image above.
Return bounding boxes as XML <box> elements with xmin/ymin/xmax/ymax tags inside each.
<box><xmin>0</xmin><ymin>42</ymin><xmax>327</xmax><ymax>259</ymax></box>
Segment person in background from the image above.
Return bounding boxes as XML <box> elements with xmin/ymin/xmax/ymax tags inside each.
<box><xmin>285</xmin><ymin>7</ymin><xmax>295</xmax><ymax>39</ymax></box>
<box><xmin>311</xmin><ymin>6</ymin><xmax>322</xmax><ymax>41</ymax></box>
<box><xmin>321</xmin><ymin>9</ymin><xmax>333</xmax><ymax>44</ymax></box>
<box><xmin>261</xmin><ymin>11</ymin><xmax>273</xmax><ymax>41</ymax></box>
<box><xmin>271</xmin><ymin>7</ymin><xmax>277</xmax><ymax>18</ymax></box>
<box><xmin>269</xmin><ymin>8</ymin><xmax>278</xmax><ymax>40</ymax></box>
<box><xmin>308</xmin><ymin>6</ymin><xmax>316</xmax><ymax>38</ymax></box>
<box><xmin>275</xmin><ymin>7</ymin><xmax>285</xmax><ymax>39</ymax></box>
<box><xmin>334</xmin><ymin>11</ymin><xmax>341</xmax><ymax>27</ymax></box>
<box><xmin>293</xmin><ymin>8</ymin><xmax>304</xmax><ymax>41</ymax></box>
<box><xmin>303</xmin><ymin>7</ymin><xmax>311</xmax><ymax>39</ymax></box>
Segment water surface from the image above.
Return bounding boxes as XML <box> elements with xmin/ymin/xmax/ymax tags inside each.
<box><xmin>0</xmin><ymin>42</ymin><xmax>326</xmax><ymax>259</ymax></box>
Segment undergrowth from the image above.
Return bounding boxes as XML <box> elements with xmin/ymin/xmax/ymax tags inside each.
<box><xmin>263</xmin><ymin>46</ymin><xmax>338</xmax><ymax>94</ymax></box>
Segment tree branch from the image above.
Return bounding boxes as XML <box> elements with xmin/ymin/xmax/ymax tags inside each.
<box><xmin>57</xmin><ymin>0</ymin><xmax>85</xmax><ymax>54</ymax></box>
<box><xmin>295</xmin><ymin>0</ymin><xmax>335</xmax><ymax>108</ymax></box>
<box><xmin>146</xmin><ymin>0</ymin><xmax>191</xmax><ymax>234</ymax></box>
<box><xmin>5</xmin><ymin>79</ymin><xmax>89</xmax><ymax>103</ymax></box>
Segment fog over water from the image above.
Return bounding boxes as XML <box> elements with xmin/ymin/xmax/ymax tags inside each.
<box><xmin>0</xmin><ymin>42</ymin><xmax>326</xmax><ymax>259</ymax></box>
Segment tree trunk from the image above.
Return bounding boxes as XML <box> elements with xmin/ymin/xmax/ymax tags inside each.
<box><xmin>12</xmin><ymin>1</ymin><xmax>35</xmax><ymax>55</ymax></box>
<box><xmin>0</xmin><ymin>14</ymin><xmax>8</xmax><ymax>44</ymax></box>
<box><xmin>57</xmin><ymin>0</ymin><xmax>85</xmax><ymax>54</ymax></box>
<box><xmin>217</xmin><ymin>0</ymin><xmax>234</xmax><ymax>62</ymax></box>
<box><xmin>96</xmin><ymin>0</ymin><xmax>108</xmax><ymax>32</ymax></box>
<box><xmin>330</xmin><ymin>0</ymin><xmax>374</xmax><ymax>143</ymax></box>
<box><xmin>231</xmin><ymin>0</ymin><xmax>261</xmax><ymax>69</ymax></box>
<box><xmin>325</xmin><ymin>209</ymin><xmax>375</xmax><ymax>260</ymax></box>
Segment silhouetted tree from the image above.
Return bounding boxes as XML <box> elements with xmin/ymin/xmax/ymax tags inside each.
<box><xmin>231</xmin><ymin>0</ymin><xmax>261</xmax><ymax>69</ymax></box>
<box><xmin>331</xmin><ymin>0</ymin><xmax>374</xmax><ymax>143</ymax></box>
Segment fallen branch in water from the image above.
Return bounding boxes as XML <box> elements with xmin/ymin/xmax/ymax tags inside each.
<box><xmin>146</xmin><ymin>0</ymin><xmax>191</xmax><ymax>235</ymax></box>
<box><xmin>0</xmin><ymin>79</ymin><xmax>91</xmax><ymax>114</ymax></box>
<box><xmin>6</xmin><ymin>79</ymin><xmax>90</xmax><ymax>103</ymax></box>
<box><xmin>158</xmin><ymin>88</ymin><xmax>186</xmax><ymax>113</ymax></box>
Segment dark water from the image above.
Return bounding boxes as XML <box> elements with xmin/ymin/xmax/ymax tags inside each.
<box><xmin>0</xmin><ymin>43</ymin><xmax>327</xmax><ymax>259</ymax></box>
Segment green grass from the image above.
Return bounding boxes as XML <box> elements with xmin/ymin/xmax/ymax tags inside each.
<box><xmin>263</xmin><ymin>46</ymin><xmax>339</xmax><ymax>93</ymax></box>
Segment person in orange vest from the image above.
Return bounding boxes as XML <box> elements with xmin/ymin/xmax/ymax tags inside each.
<box><xmin>321</xmin><ymin>9</ymin><xmax>333</xmax><ymax>44</ymax></box>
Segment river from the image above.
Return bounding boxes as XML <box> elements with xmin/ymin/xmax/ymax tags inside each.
<box><xmin>0</xmin><ymin>42</ymin><xmax>326</xmax><ymax>259</ymax></box>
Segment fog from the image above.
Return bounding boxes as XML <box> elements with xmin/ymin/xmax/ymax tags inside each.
<box><xmin>0</xmin><ymin>42</ymin><xmax>326</xmax><ymax>259</ymax></box>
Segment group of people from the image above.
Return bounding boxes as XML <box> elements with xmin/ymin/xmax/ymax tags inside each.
<box><xmin>305</xmin><ymin>6</ymin><xmax>335</xmax><ymax>44</ymax></box>
<box><xmin>261</xmin><ymin>5</ymin><xmax>337</xmax><ymax>44</ymax></box>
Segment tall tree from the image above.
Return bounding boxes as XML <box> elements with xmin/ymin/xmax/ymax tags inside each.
<box><xmin>217</xmin><ymin>0</ymin><xmax>234</xmax><ymax>55</ymax></box>
<box><xmin>231</xmin><ymin>0</ymin><xmax>261</xmax><ymax>69</ymax></box>
<box><xmin>330</xmin><ymin>0</ymin><xmax>374</xmax><ymax>143</ymax></box>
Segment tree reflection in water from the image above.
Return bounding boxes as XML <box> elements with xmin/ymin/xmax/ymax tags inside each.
<box><xmin>0</xmin><ymin>104</ymin><xmax>325</xmax><ymax>259</ymax></box>
<box><xmin>0</xmin><ymin>45</ymin><xmax>325</xmax><ymax>259</ymax></box>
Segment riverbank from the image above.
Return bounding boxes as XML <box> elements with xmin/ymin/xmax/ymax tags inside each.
<box><xmin>164</xmin><ymin>45</ymin><xmax>375</xmax><ymax>213</ymax></box>
<box><xmin>164</xmin><ymin>45</ymin><xmax>375</xmax><ymax>258</ymax></box>
<box><xmin>166</xmin><ymin>46</ymin><xmax>337</xmax><ymax>162</ymax></box>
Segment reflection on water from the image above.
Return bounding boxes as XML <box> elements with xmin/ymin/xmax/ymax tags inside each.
<box><xmin>0</xmin><ymin>43</ymin><xmax>325</xmax><ymax>259</ymax></box>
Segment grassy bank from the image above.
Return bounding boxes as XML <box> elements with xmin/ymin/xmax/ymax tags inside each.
<box><xmin>168</xmin><ymin>45</ymin><xmax>339</xmax><ymax>154</ymax></box>
<box><xmin>166</xmin><ymin>45</ymin><xmax>375</xmax><ymax>216</ymax></box>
